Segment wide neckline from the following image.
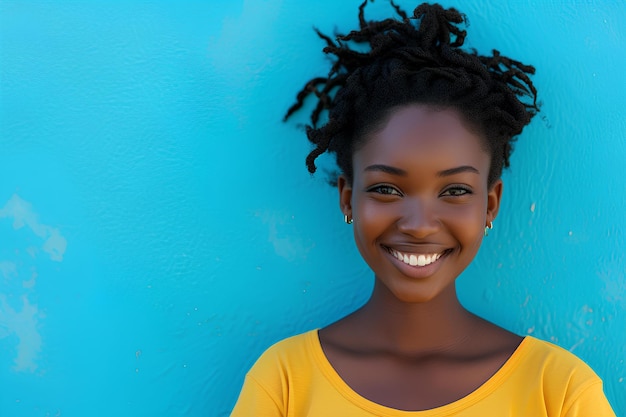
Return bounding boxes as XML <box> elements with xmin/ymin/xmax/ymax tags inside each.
<box><xmin>307</xmin><ymin>329</ymin><xmax>533</xmax><ymax>416</ymax></box>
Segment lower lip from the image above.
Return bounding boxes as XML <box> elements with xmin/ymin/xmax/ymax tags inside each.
<box><xmin>383</xmin><ymin>246</ymin><xmax>449</xmax><ymax>279</ymax></box>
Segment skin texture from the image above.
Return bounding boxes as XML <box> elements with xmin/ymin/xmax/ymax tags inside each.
<box><xmin>319</xmin><ymin>105</ymin><xmax>522</xmax><ymax>411</ymax></box>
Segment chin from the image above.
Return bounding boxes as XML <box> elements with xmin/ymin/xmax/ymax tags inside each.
<box><xmin>387</xmin><ymin>284</ymin><xmax>447</xmax><ymax>304</ymax></box>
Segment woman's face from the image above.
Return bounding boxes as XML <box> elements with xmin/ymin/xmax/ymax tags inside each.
<box><xmin>339</xmin><ymin>105</ymin><xmax>502</xmax><ymax>304</ymax></box>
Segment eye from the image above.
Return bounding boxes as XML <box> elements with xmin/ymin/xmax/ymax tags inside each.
<box><xmin>440</xmin><ymin>186</ymin><xmax>472</xmax><ymax>197</ymax></box>
<box><xmin>367</xmin><ymin>185</ymin><xmax>402</xmax><ymax>196</ymax></box>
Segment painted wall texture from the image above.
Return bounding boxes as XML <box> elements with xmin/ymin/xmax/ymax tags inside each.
<box><xmin>0</xmin><ymin>1</ymin><xmax>624</xmax><ymax>416</ymax></box>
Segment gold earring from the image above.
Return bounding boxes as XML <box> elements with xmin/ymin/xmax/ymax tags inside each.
<box><xmin>484</xmin><ymin>221</ymin><xmax>493</xmax><ymax>237</ymax></box>
<box><xmin>344</xmin><ymin>214</ymin><xmax>353</xmax><ymax>224</ymax></box>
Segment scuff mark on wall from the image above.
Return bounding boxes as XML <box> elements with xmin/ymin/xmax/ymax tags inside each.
<box><xmin>0</xmin><ymin>295</ymin><xmax>41</xmax><ymax>372</ymax></box>
<box><xmin>0</xmin><ymin>193</ymin><xmax>67</xmax><ymax>372</ymax></box>
<box><xmin>0</xmin><ymin>261</ymin><xmax>17</xmax><ymax>279</ymax></box>
<box><xmin>260</xmin><ymin>210</ymin><xmax>314</xmax><ymax>262</ymax></box>
<box><xmin>599</xmin><ymin>269</ymin><xmax>625</xmax><ymax>308</ymax></box>
<box><xmin>0</xmin><ymin>193</ymin><xmax>67</xmax><ymax>261</ymax></box>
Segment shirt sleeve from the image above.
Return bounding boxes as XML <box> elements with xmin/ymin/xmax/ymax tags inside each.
<box><xmin>230</xmin><ymin>374</ymin><xmax>284</xmax><ymax>417</ymax></box>
<box><xmin>562</xmin><ymin>380</ymin><xmax>616</xmax><ymax>417</ymax></box>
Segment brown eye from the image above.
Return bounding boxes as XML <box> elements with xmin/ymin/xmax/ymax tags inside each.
<box><xmin>369</xmin><ymin>185</ymin><xmax>402</xmax><ymax>196</ymax></box>
<box><xmin>441</xmin><ymin>187</ymin><xmax>471</xmax><ymax>197</ymax></box>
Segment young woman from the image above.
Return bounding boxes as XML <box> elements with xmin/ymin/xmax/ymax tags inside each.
<box><xmin>231</xmin><ymin>2</ymin><xmax>616</xmax><ymax>415</ymax></box>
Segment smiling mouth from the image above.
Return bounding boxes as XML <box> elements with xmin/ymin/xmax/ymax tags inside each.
<box><xmin>384</xmin><ymin>246</ymin><xmax>449</xmax><ymax>267</ymax></box>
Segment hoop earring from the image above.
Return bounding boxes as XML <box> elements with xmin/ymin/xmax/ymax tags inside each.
<box><xmin>484</xmin><ymin>221</ymin><xmax>493</xmax><ymax>237</ymax></box>
<box><xmin>344</xmin><ymin>214</ymin><xmax>353</xmax><ymax>224</ymax></box>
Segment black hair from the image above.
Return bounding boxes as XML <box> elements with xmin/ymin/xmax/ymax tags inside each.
<box><xmin>284</xmin><ymin>0</ymin><xmax>539</xmax><ymax>187</ymax></box>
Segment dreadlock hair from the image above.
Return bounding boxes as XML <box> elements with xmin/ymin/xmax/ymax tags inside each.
<box><xmin>284</xmin><ymin>0</ymin><xmax>539</xmax><ymax>187</ymax></box>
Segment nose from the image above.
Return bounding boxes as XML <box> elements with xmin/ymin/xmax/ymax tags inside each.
<box><xmin>396</xmin><ymin>196</ymin><xmax>440</xmax><ymax>238</ymax></box>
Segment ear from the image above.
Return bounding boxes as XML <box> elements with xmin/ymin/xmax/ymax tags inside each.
<box><xmin>338</xmin><ymin>175</ymin><xmax>353</xmax><ymax>218</ymax></box>
<box><xmin>486</xmin><ymin>179</ymin><xmax>503</xmax><ymax>225</ymax></box>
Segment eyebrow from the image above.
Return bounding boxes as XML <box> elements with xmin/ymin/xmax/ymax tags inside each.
<box><xmin>363</xmin><ymin>164</ymin><xmax>479</xmax><ymax>177</ymax></box>
<box><xmin>364</xmin><ymin>164</ymin><xmax>407</xmax><ymax>176</ymax></box>
<box><xmin>437</xmin><ymin>165</ymin><xmax>480</xmax><ymax>177</ymax></box>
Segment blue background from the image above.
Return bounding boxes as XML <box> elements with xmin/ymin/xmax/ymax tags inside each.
<box><xmin>0</xmin><ymin>1</ymin><xmax>624</xmax><ymax>416</ymax></box>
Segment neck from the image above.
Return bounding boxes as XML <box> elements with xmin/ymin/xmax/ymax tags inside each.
<box><xmin>355</xmin><ymin>280</ymin><xmax>479</xmax><ymax>354</ymax></box>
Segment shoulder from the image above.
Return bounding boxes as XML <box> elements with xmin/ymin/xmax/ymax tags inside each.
<box><xmin>246</xmin><ymin>329</ymin><xmax>319</xmax><ymax>381</ymax></box>
<box><xmin>253</xmin><ymin>329</ymin><xmax>317</xmax><ymax>362</ymax></box>
<box><xmin>522</xmin><ymin>336</ymin><xmax>600</xmax><ymax>382</ymax></box>
<box><xmin>231</xmin><ymin>331</ymin><xmax>320</xmax><ymax>416</ymax></box>
<box><xmin>518</xmin><ymin>336</ymin><xmax>615</xmax><ymax>415</ymax></box>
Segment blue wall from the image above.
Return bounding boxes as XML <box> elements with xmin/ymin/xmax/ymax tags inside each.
<box><xmin>0</xmin><ymin>1</ymin><xmax>624</xmax><ymax>416</ymax></box>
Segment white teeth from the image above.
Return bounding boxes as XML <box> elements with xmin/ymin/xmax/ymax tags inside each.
<box><xmin>389</xmin><ymin>248</ymin><xmax>443</xmax><ymax>267</ymax></box>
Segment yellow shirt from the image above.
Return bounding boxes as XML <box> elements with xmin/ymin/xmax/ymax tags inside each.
<box><xmin>230</xmin><ymin>330</ymin><xmax>616</xmax><ymax>416</ymax></box>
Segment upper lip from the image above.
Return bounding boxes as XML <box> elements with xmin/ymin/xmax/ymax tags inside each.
<box><xmin>381</xmin><ymin>243</ymin><xmax>449</xmax><ymax>254</ymax></box>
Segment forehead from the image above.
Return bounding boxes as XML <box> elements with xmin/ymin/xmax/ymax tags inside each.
<box><xmin>353</xmin><ymin>105</ymin><xmax>490</xmax><ymax>176</ymax></box>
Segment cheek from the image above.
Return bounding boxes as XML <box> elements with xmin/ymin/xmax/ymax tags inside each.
<box><xmin>445</xmin><ymin>202</ymin><xmax>487</xmax><ymax>242</ymax></box>
<box><xmin>352</xmin><ymin>199</ymin><xmax>390</xmax><ymax>244</ymax></box>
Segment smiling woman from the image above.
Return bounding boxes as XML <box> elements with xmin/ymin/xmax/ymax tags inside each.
<box><xmin>230</xmin><ymin>1</ymin><xmax>617</xmax><ymax>416</ymax></box>
<box><xmin>342</xmin><ymin>106</ymin><xmax>496</xmax><ymax>305</ymax></box>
